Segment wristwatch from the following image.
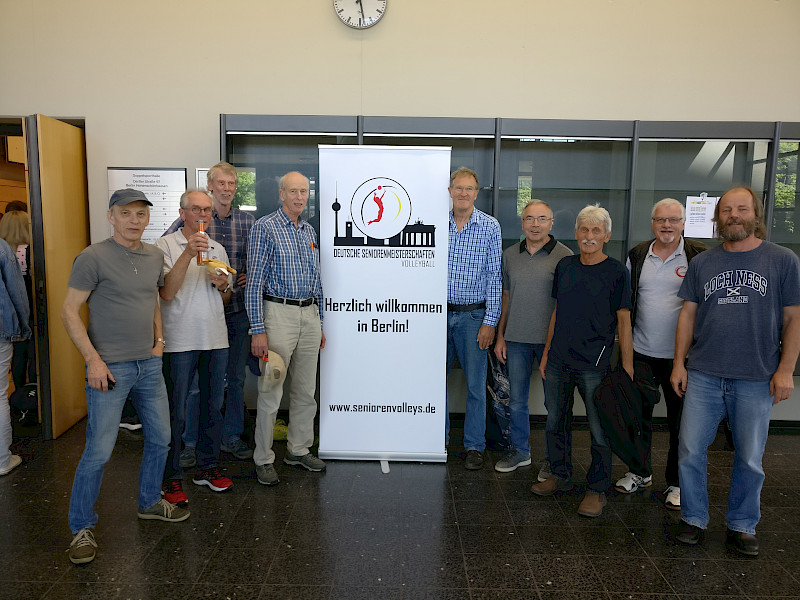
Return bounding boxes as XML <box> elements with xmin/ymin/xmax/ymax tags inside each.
<box><xmin>154</xmin><ymin>337</ymin><xmax>167</xmax><ymax>347</ymax></box>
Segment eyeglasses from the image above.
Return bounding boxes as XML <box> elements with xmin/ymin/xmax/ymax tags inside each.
<box><xmin>523</xmin><ymin>216</ymin><xmax>553</xmax><ymax>224</ymax></box>
<box><xmin>652</xmin><ymin>217</ymin><xmax>684</xmax><ymax>224</ymax></box>
<box><xmin>188</xmin><ymin>206</ymin><xmax>212</xmax><ymax>215</ymax></box>
<box><xmin>453</xmin><ymin>186</ymin><xmax>477</xmax><ymax>193</ymax></box>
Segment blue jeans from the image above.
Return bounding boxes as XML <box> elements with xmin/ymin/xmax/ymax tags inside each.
<box><xmin>505</xmin><ymin>341</ymin><xmax>546</xmax><ymax>455</ymax></box>
<box><xmin>222</xmin><ymin>309</ymin><xmax>250</xmax><ymax>444</ymax></box>
<box><xmin>446</xmin><ymin>308</ymin><xmax>488</xmax><ymax>452</ymax></box>
<box><xmin>543</xmin><ymin>358</ymin><xmax>611</xmax><ymax>493</ymax></box>
<box><xmin>182</xmin><ymin>372</ymin><xmax>200</xmax><ymax>448</ymax></box>
<box><xmin>678</xmin><ymin>369</ymin><xmax>772</xmax><ymax>535</ymax></box>
<box><xmin>163</xmin><ymin>349</ymin><xmax>228</xmax><ymax>479</ymax></box>
<box><xmin>68</xmin><ymin>355</ymin><xmax>170</xmax><ymax>533</ymax></box>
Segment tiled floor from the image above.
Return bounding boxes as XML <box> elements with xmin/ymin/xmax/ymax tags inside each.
<box><xmin>2</xmin><ymin>416</ymin><xmax>800</xmax><ymax>600</ymax></box>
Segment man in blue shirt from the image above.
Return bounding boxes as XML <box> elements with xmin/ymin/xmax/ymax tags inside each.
<box><xmin>532</xmin><ymin>204</ymin><xmax>633</xmax><ymax>518</ymax></box>
<box><xmin>671</xmin><ymin>187</ymin><xmax>800</xmax><ymax>556</ymax></box>
<box><xmin>446</xmin><ymin>167</ymin><xmax>502</xmax><ymax>470</ymax></box>
<box><xmin>246</xmin><ymin>171</ymin><xmax>326</xmax><ymax>486</ymax></box>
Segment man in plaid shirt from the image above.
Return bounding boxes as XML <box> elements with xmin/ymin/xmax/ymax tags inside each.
<box><xmin>164</xmin><ymin>162</ymin><xmax>255</xmax><ymax>461</ymax></box>
<box><xmin>446</xmin><ymin>167</ymin><xmax>502</xmax><ymax>470</ymax></box>
<box><xmin>246</xmin><ymin>171</ymin><xmax>325</xmax><ymax>486</ymax></box>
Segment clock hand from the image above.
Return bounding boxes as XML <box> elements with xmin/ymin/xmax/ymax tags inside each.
<box><xmin>356</xmin><ymin>0</ymin><xmax>366</xmax><ymax>22</ymax></box>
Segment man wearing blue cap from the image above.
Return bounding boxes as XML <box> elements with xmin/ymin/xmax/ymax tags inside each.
<box><xmin>62</xmin><ymin>189</ymin><xmax>189</xmax><ymax>566</ymax></box>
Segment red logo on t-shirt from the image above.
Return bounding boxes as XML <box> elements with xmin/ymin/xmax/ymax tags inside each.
<box><xmin>676</xmin><ymin>266</ymin><xmax>687</xmax><ymax>278</ymax></box>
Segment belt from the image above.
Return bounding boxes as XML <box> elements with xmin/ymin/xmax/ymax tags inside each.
<box><xmin>447</xmin><ymin>301</ymin><xmax>486</xmax><ymax>312</ymax></box>
<box><xmin>264</xmin><ymin>294</ymin><xmax>317</xmax><ymax>307</ymax></box>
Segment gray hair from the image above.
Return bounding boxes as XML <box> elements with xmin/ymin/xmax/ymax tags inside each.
<box><xmin>522</xmin><ymin>199</ymin><xmax>553</xmax><ymax>217</ymax></box>
<box><xmin>575</xmin><ymin>203</ymin><xmax>612</xmax><ymax>234</ymax></box>
<box><xmin>651</xmin><ymin>197</ymin><xmax>686</xmax><ymax>220</ymax></box>
<box><xmin>179</xmin><ymin>188</ymin><xmax>212</xmax><ymax>209</ymax></box>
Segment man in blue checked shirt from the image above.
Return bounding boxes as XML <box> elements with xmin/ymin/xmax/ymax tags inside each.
<box><xmin>446</xmin><ymin>167</ymin><xmax>502</xmax><ymax>470</ymax></box>
<box><xmin>164</xmin><ymin>163</ymin><xmax>255</xmax><ymax>463</ymax></box>
<box><xmin>246</xmin><ymin>171</ymin><xmax>326</xmax><ymax>487</ymax></box>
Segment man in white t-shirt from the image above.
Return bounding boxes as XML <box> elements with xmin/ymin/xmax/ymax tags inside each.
<box><xmin>156</xmin><ymin>189</ymin><xmax>233</xmax><ymax>506</ymax></box>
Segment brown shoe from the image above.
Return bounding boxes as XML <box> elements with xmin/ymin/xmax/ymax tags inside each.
<box><xmin>578</xmin><ymin>491</ymin><xmax>607</xmax><ymax>517</ymax></box>
<box><xmin>531</xmin><ymin>475</ymin><xmax>573</xmax><ymax>496</ymax></box>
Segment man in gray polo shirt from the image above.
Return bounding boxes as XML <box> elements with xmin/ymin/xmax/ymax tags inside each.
<box><xmin>494</xmin><ymin>200</ymin><xmax>572</xmax><ymax>472</ymax></box>
<box><xmin>618</xmin><ymin>198</ymin><xmax>705</xmax><ymax>510</ymax></box>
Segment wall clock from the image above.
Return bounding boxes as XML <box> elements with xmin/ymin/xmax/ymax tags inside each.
<box><xmin>333</xmin><ymin>0</ymin><xmax>387</xmax><ymax>29</ymax></box>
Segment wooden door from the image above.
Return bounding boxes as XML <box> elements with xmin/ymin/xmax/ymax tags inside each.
<box><xmin>24</xmin><ymin>115</ymin><xmax>90</xmax><ymax>439</ymax></box>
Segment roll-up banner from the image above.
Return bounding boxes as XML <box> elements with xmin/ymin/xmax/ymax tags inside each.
<box><xmin>318</xmin><ymin>145</ymin><xmax>451</xmax><ymax>462</ymax></box>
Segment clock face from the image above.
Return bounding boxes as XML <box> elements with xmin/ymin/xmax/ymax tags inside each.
<box><xmin>333</xmin><ymin>0</ymin><xmax>387</xmax><ymax>29</ymax></box>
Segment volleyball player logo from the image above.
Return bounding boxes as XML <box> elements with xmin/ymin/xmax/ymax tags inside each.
<box><xmin>350</xmin><ymin>177</ymin><xmax>412</xmax><ymax>240</ymax></box>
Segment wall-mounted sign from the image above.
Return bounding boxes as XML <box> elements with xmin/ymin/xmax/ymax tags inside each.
<box><xmin>684</xmin><ymin>193</ymin><xmax>719</xmax><ymax>239</ymax></box>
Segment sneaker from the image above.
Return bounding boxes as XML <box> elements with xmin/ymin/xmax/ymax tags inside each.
<box><xmin>162</xmin><ymin>479</ymin><xmax>188</xmax><ymax>506</ymax></box>
<box><xmin>664</xmin><ymin>485</ymin><xmax>681</xmax><ymax>511</ymax></box>
<box><xmin>256</xmin><ymin>463</ymin><xmax>280</xmax><ymax>486</ymax></box>
<box><xmin>138</xmin><ymin>498</ymin><xmax>191</xmax><ymax>522</ymax></box>
<box><xmin>531</xmin><ymin>475</ymin><xmax>573</xmax><ymax>496</ymax></box>
<box><xmin>193</xmin><ymin>467</ymin><xmax>233</xmax><ymax>492</ymax></box>
<box><xmin>119</xmin><ymin>415</ymin><xmax>142</xmax><ymax>431</ymax></box>
<box><xmin>68</xmin><ymin>528</ymin><xmax>97</xmax><ymax>564</ymax></box>
<box><xmin>494</xmin><ymin>449</ymin><xmax>532</xmax><ymax>473</ymax></box>
<box><xmin>537</xmin><ymin>459</ymin><xmax>551</xmax><ymax>482</ymax></box>
<box><xmin>725</xmin><ymin>528</ymin><xmax>759</xmax><ymax>557</ymax></box>
<box><xmin>578</xmin><ymin>491</ymin><xmax>607</xmax><ymax>517</ymax></box>
<box><xmin>0</xmin><ymin>454</ymin><xmax>22</xmax><ymax>476</ymax></box>
<box><xmin>220</xmin><ymin>438</ymin><xmax>254</xmax><ymax>460</ymax></box>
<box><xmin>464</xmin><ymin>449</ymin><xmax>484</xmax><ymax>470</ymax></box>
<box><xmin>615</xmin><ymin>471</ymin><xmax>653</xmax><ymax>494</ymax></box>
<box><xmin>179</xmin><ymin>446</ymin><xmax>196</xmax><ymax>468</ymax></box>
<box><xmin>674</xmin><ymin>520</ymin><xmax>702</xmax><ymax>545</ymax></box>
<box><xmin>284</xmin><ymin>451</ymin><xmax>326</xmax><ymax>472</ymax></box>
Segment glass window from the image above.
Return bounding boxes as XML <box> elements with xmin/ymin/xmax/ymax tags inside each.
<box><xmin>773</xmin><ymin>141</ymin><xmax>799</xmax><ymax>257</ymax></box>
<box><xmin>632</xmin><ymin>140</ymin><xmax>770</xmax><ymax>248</ymax></box>
<box><xmin>497</xmin><ymin>138</ymin><xmax>631</xmax><ymax>260</ymax></box>
<box><xmin>226</xmin><ymin>134</ymin><xmax>358</xmax><ymax>233</ymax></box>
<box><xmin>362</xmin><ymin>135</ymin><xmax>495</xmax><ymax>214</ymax></box>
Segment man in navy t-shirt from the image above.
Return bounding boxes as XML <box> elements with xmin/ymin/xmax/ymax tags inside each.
<box><xmin>531</xmin><ymin>204</ymin><xmax>633</xmax><ymax>518</ymax></box>
<box><xmin>671</xmin><ymin>187</ymin><xmax>800</xmax><ymax>556</ymax></box>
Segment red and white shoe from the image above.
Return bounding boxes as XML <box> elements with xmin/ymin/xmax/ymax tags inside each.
<box><xmin>193</xmin><ymin>467</ymin><xmax>233</xmax><ymax>492</ymax></box>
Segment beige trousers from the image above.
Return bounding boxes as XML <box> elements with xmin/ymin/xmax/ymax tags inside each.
<box><xmin>253</xmin><ymin>300</ymin><xmax>321</xmax><ymax>466</ymax></box>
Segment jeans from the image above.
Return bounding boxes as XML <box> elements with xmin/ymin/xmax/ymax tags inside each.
<box><xmin>0</xmin><ymin>342</ymin><xmax>13</xmax><ymax>469</ymax></box>
<box><xmin>182</xmin><ymin>372</ymin><xmax>200</xmax><ymax>448</ymax></box>
<box><xmin>446</xmin><ymin>308</ymin><xmax>488</xmax><ymax>452</ymax></box>
<box><xmin>68</xmin><ymin>355</ymin><xmax>170</xmax><ymax>533</ymax></box>
<box><xmin>222</xmin><ymin>309</ymin><xmax>250</xmax><ymax>444</ymax></box>
<box><xmin>678</xmin><ymin>369</ymin><xmax>772</xmax><ymax>535</ymax></box>
<box><xmin>163</xmin><ymin>348</ymin><xmax>228</xmax><ymax>479</ymax></box>
<box><xmin>633</xmin><ymin>352</ymin><xmax>683</xmax><ymax>485</ymax></box>
<box><xmin>543</xmin><ymin>357</ymin><xmax>611</xmax><ymax>493</ymax></box>
<box><xmin>505</xmin><ymin>341</ymin><xmax>546</xmax><ymax>455</ymax></box>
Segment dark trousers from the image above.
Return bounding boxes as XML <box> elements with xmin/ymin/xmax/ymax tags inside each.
<box><xmin>633</xmin><ymin>352</ymin><xmax>683</xmax><ymax>487</ymax></box>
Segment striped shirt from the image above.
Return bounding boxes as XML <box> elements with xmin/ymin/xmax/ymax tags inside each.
<box><xmin>246</xmin><ymin>208</ymin><xmax>323</xmax><ymax>335</ymax></box>
<box><xmin>448</xmin><ymin>208</ymin><xmax>502</xmax><ymax>326</ymax></box>
<box><xmin>164</xmin><ymin>207</ymin><xmax>254</xmax><ymax>315</ymax></box>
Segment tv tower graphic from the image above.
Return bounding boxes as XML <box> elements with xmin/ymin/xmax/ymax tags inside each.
<box><xmin>332</xmin><ymin>178</ymin><xmax>435</xmax><ymax>248</ymax></box>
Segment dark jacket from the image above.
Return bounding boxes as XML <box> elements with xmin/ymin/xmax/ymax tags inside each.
<box><xmin>628</xmin><ymin>237</ymin><xmax>706</xmax><ymax>329</ymax></box>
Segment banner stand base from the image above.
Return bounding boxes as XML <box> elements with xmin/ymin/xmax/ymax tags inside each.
<box><xmin>319</xmin><ymin>450</ymin><xmax>447</xmax><ymax>463</ymax></box>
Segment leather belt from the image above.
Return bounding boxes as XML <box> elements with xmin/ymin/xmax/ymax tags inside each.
<box><xmin>447</xmin><ymin>301</ymin><xmax>486</xmax><ymax>312</ymax></box>
<box><xmin>264</xmin><ymin>294</ymin><xmax>317</xmax><ymax>307</ymax></box>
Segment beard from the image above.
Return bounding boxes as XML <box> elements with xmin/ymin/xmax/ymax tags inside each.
<box><xmin>718</xmin><ymin>217</ymin><xmax>756</xmax><ymax>242</ymax></box>
<box><xmin>656</xmin><ymin>232</ymin><xmax>677</xmax><ymax>244</ymax></box>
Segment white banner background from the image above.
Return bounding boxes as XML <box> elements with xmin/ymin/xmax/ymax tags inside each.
<box><xmin>318</xmin><ymin>145</ymin><xmax>451</xmax><ymax>461</ymax></box>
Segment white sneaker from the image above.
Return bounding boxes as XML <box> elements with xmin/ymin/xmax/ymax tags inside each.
<box><xmin>615</xmin><ymin>471</ymin><xmax>652</xmax><ymax>494</ymax></box>
<box><xmin>0</xmin><ymin>454</ymin><xmax>22</xmax><ymax>476</ymax></box>
<box><xmin>664</xmin><ymin>485</ymin><xmax>681</xmax><ymax>510</ymax></box>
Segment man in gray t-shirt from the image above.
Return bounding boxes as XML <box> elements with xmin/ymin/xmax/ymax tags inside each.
<box><xmin>493</xmin><ymin>200</ymin><xmax>572</xmax><ymax>474</ymax></box>
<box><xmin>670</xmin><ymin>187</ymin><xmax>800</xmax><ymax>557</ymax></box>
<box><xmin>62</xmin><ymin>189</ymin><xmax>189</xmax><ymax>566</ymax></box>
